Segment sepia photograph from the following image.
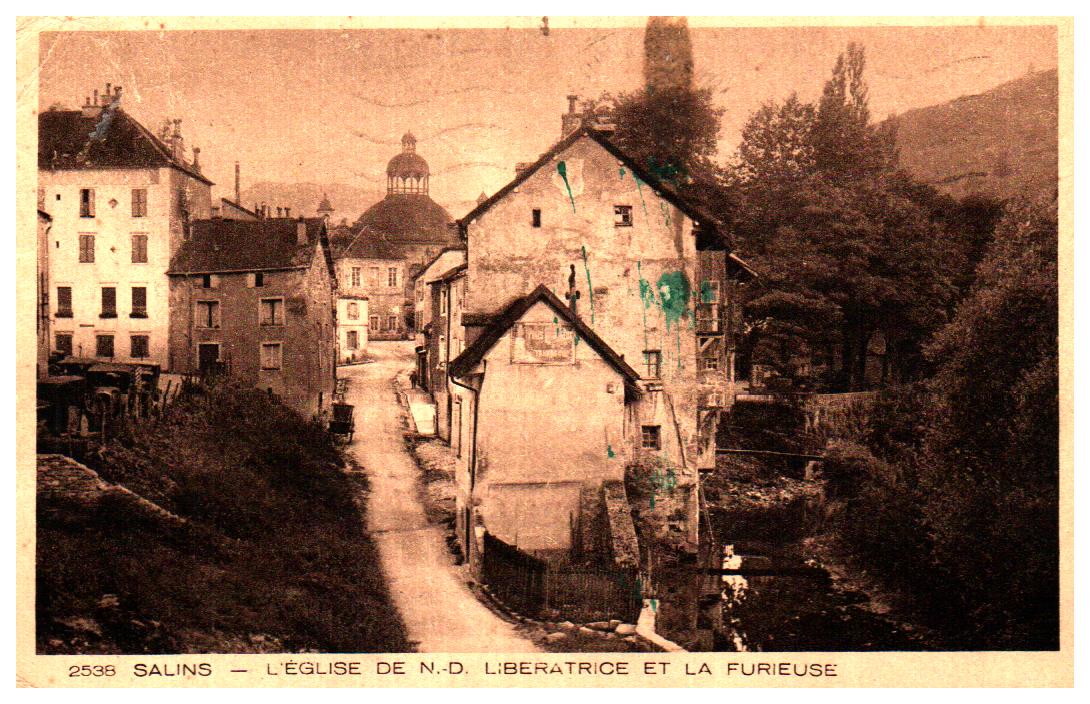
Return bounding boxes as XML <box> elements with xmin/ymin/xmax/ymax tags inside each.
<box><xmin>15</xmin><ymin>13</ymin><xmax>1072</xmax><ymax>687</ymax></box>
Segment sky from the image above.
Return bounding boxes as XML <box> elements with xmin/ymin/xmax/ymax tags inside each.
<box><xmin>37</xmin><ymin>21</ymin><xmax>1057</xmax><ymax>215</ymax></box>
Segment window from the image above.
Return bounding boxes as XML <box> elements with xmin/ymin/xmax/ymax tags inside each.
<box><xmin>131</xmin><ymin>234</ymin><xmax>148</xmax><ymax>263</ymax></box>
<box><xmin>698</xmin><ymin>335</ymin><xmax>722</xmax><ymax>372</ymax></box>
<box><xmin>196</xmin><ymin>300</ymin><xmax>220</xmax><ymax>329</ymax></box>
<box><xmin>347</xmin><ymin>302</ymin><xmax>359</xmax><ymax>320</ymax></box>
<box><xmin>351</xmin><ymin>267</ymin><xmax>361</xmax><ymax>287</ymax></box>
<box><xmin>531</xmin><ymin>209</ymin><xmax>542</xmax><ymax>227</ymax></box>
<box><xmin>131</xmin><ymin>188</ymin><xmax>147</xmax><ymax>217</ymax></box>
<box><xmin>260</xmin><ymin>342</ymin><xmax>282</xmax><ymax>370</ymax></box>
<box><xmin>369</xmin><ymin>315</ymin><xmax>379</xmax><ymax>331</ymax></box>
<box><xmin>131</xmin><ymin>287</ymin><xmax>147</xmax><ymax>318</ymax></box>
<box><xmin>56</xmin><ymin>286</ymin><xmax>72</xmax><ymax>318</ymax></box>
<box><xmin>697</xmin><ymin>303</ymin><xmax>721</xmax><ymax>333</ymax></box>
<box><xmin>641</xmin><ymin>425</ymin><xmax>662</xmax><ymax>451</ymax></box>
<box><xmin>79</xmin><ymin>234</ymin><xmax>95</xmax><ymax>263</ymax></box>
<box><xmin>130</xmin><ymin>334</ymin><xmax>149</xmax><ymax>359</ymax></box>
<box><xmin>95</xmin><ymin>334</ymin><xmax>114</xmax><ymax>358</ymax></box>
<box><xmin>54</xmin><ymin>333</ymin><xmax>73</xmax><ymax>356</ymax></box>
<box><xmin>614</xmin><ymin>205</ymin><xmax>633</xmax><ymax>227</ymax></box>
<box><xmin>388</xmin><ymin>267</ymin><xmax>398</xmax><ymax>288</ymax></box>
<box><xmin>100</xmin><ymin>287</ymin><xmax>116</xmax><ymax>318</ymax></box>
<box><xmin>260</xmin><ymin>298</ymin><xmax>284</xmax><ymax>326</ymax></box>
<box><xmin>346</xmin><ymin>330</ymin><xmax>359</xmax><ymax>350</ymax></box>
<box><xmin>79</xmin><ymin>189</ymin><xmax>95</xmax><ymax>218</ymax></box>
<box><xmin>248</xmin><ymin>271</ymin><xmax>264</xmax><ymax>288</ymax></box>
<box><xmin>644</xmin><ymin>350</ymin><xmax>662</xmax><ymax>378</ymax></box>
<box><xmin>702</xmin><ymin>279</ymin><xmax>721</xmax><ymax>304</ymax></box>
<box><xmin>387</xmin><ymin>315</ymin><xmax>398</xmax><ymax>331</ymax></box>
<box><xmin>201</xmin><ymin>274</ymin><xmax>212</xmax><ymax>288</ymax></box>
<box><xmin>440</xmin><ymin>288</ymin><xmax>449</xmax><ymax>315</ymax></box>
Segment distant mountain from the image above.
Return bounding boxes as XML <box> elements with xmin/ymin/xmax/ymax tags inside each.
<box><xmin>235</xmin><ymin>182</ymin><xmax>385</xmax><ymax>223</ymax></box>
<box><xmin>889</xmin><ymin>69</ymin><xmax>1058</xmax><ymax>201</ymax></box>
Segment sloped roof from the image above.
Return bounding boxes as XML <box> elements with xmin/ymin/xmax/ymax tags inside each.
<box><xmin>353</xmin><ymin>193</ymin><xmax>457</xmax><ymax>243</ymax></box>
<box><xmin>39</xmin><ymin>108</ymin><xmax>212</xmax><ymax>185</ymax></box>
<box><xmin>168</xmin><ymin>218</ymin><xmax>328</xmax><ymax>274</ymax></box>
<box><xmin>329</xmin><ymin>230</ymin><xmax>405</xmax><ymax>260</ymax></box>
<box><xmin>457</xmin><ymin>126</ymin><xmax>721</xmax><ymax>232</ymax></box>
<box><xmin>448</xmin><ymin>284</ymin><xmax>639</xmax><ymax>384</ymax></box>
<box><xmin>413</xmin><ymin>246</ymin><xmax>467</xmax><ymax>282</ymax></box>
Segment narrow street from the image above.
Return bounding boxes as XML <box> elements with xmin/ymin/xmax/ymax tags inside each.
<box><xmin>341</xmin><ymin>341</ymin><xmax>539</xmax><ymax>653</ymax></box>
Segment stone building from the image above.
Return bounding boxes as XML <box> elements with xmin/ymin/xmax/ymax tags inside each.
<box><xmin>37</xmin><ymin>209</ymin><xmax>53</xmax><ymax>377</ymax></box>
<box><xmin>38</xmin><ymin>84</ymin><xmax>213</xmax><ymax>368</ymax></box>
<box><xmin>332</xmin><ymin>132</ymin><xmax>460</xmax><ymax>340</ymax></box>
<box><xmin>411</xmin><ymin>248</ymin><xmax>467</xmax><ymax>440</ymax></box>
<box><xmin>337</xmin><ymin>294</ymin><xmax>369</xmax><ymax>364</ymax></box>
<box><xmin>446</xmin><ymin>125</ymin><xmax>755</xmax><ymax>564</ymax></box>
<box><xmin>166</xmin><ymin>217</ymin><xmax>336</xmax><ymax>418</ymax></box>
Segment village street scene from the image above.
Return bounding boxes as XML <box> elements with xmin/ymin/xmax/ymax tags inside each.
<box><xmin>32</xmin><ymin>19</ymin><xmax>1060</xmax><ymax>656</ymax></box>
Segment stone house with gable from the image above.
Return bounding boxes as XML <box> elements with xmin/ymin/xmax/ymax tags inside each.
<box><xmin>38</xmin><ymin>84</ymin><xmax>213</xmax><ymax>369</ymax></box>
<box><xmin>447</xmin><ymin>125</ymin><xmax>755</xmax><ymax>566</ymax></box>
<box><xmin>166</xmin><ymin>217</ymin><xmax>336</xmax><ymax>418</ymax></box>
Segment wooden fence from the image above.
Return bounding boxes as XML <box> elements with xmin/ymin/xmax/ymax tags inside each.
<box><xmin>481</xmin><ymin>532</ymin><xmax>642</xmax><ymax>623</ymax></box>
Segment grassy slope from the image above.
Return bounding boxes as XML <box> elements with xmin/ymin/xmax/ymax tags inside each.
<box><xmin>37</xmin><ymin>382</ymin><xmax>409</xmax><ymax>654</ymax></box>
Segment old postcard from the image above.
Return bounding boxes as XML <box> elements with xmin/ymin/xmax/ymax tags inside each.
<box><xmin>15</xmin><ymin>15</ymin><xmax>1073</xmax><ymax>687</ymax></box>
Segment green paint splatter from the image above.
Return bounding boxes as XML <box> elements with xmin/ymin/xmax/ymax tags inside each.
<box><xmin>607</xmin><ymin>445</ymin><xmax>615</xmax><ymax>458</ymax></box>
<box><xmin>700</xmin><ymin>279</ymin><xmax>716</xmax><ymax>303</ymax></box>
<box><xmin>656</xmin><ymin>270</ymin><xmax>692</xmax><ymax>331</ymax></box>
<box><xmin>553</xmin><ymin>315</ymin><xmax>560</xmax><ymax>336</ymax></box>
<box><xmin>618</xmin><ymin>166</ymin><xmax>626</xmax><ymax>179</ymax></box>
<box><xmin>637</xmin><ymin>261</ymin><xmax>653</xmax><ymax>351</ymax></box>
<box><xmin>633</xmin><ymin>175</ymin><xmax>650</xmax><ymax>222</ymax></box>
<box><xmin>581</xmin><ymin>245</ymin><xmax>595</xmax><ymax>323</ymax></box>
<box><xmin>557</xmin><ymin>161</ymin><xmax>576</xmax><ymax>213</ymax></box>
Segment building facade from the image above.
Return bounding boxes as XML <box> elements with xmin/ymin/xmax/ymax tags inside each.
<box><xmin>337</xmin><ymin>294</ymin><xmax>369</xmax><ymax>364</ymax></box>
<box><xmin>38</xmin><ymin>85</ymin><xmax>213</xmax><ymax>369</ymax></box>
<box><xmin>447</xmin><ymin>127</ymin><xmax>755</xmax><ymax>564</ymax></box>
<box><xmin>331</xmin><ymin>131</ymin><xmax>460</xmax><ymax>340</ymax></box>
<box><xmin>37</xmin><ymin>209</ymin><xmax>53</xmax><ymax>377</ymax></box>
<box><xmin>166</xmin><ymin>217</ymin><xmax>336</xmax><ymax>418</ymax></box>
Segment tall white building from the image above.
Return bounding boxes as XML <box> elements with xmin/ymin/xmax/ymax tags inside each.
<box><xmin>38</xmin><ymin>84</ymin><xmax>213</xmax><ymax>369</ymax></box>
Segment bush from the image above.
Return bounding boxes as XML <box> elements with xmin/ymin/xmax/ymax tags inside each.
<box><xmin>38</xmin><ymin>381</ymin><xmax>409</xmax><ymax>654</ymax></box>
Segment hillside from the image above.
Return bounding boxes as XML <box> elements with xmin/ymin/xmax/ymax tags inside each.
<box><xmin>37</xmin><ymin>382</ymin><xmax>408</xmax><ymax>654</ymax></box>
<box><xmin>890</xmin><ymin>69</ymin><xmax>1057</xmax><ymax>201</ymax></box>
<box><xmin>237</xmin><ymin>182</ymin><xmax>384</xmax><ymax>223</ymax></box>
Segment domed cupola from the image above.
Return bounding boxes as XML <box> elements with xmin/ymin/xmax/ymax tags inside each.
<box><xmin>386</xmin><ymin>131</ymin><xmax>430</xmax><ymax>195</ymax></box>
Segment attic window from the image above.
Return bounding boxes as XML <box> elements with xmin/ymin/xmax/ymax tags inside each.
<box><xmin>79</xmin><ymin>189</ymin><xmax>94</xmax><ymax>218</ymax></box>
<box><xmin>248</xmin><ymin>271</ymin><xmax>264</xmax><ymax>288</ymax></box>
<box><xmin>201</xmin><ymin>274</ymin><xmax>212</xmax><ymax>288</ymax></box>
<box><xmin>614</xmin><ymin>205</ymin><xmax>633</xmax><ymax>227</ymax></box>
<box><xmin>531</xmin><ymin>209</ymin><xmax>542</xmax><ymax>228</ymax></box>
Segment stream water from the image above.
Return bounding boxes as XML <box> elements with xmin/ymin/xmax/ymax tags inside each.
<box><xmin>710</xmin><ymin>540</ymin><xmax>923</xmax><ymax>651</ymax></box>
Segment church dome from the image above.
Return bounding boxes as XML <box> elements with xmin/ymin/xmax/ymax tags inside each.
<box><xmin>354</xmin><ymin>193</ymin><xmax>456</xmax><ymax>245</ymax></box>
<box><xmin>386</xmin><ymin>131</ymin><xmax>430</xmax><ymax>193</ymax></box>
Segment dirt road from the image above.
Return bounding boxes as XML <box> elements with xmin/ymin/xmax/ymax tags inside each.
<box><xmin>341</xmin><ymin>342</ymin><xmax>538</xmax><ymax>653</ymax></box>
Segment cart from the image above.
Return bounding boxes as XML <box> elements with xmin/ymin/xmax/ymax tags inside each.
<box><xmin>329</xmin><ymin>402</ymin><xmax>355</xmax><ymax>443</ymax></box>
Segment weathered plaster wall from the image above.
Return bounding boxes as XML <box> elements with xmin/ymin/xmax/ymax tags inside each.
<box><xmin>41</xmin><ymin>166</ymin><xmax>211</xmax><ymax>369</ymax></box>
<box><xmin>168</xmin><ymin>248</ymin><xmax>335</xmax><ymax>418</ymax></box>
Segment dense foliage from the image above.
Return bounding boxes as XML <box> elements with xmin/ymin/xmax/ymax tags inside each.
<box><xmin>38</xmin><ymin>382</ymin><xmax>409</xmax><ymax>654</ymax></box>
<box><xmin>822</xmin><ymin>196</ymin><xmax>1059</xmax><ymax>648</ymax></box>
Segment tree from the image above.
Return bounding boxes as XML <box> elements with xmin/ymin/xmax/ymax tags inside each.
<box><xmin>917</xmin><ymin>195</ymin><xmax>1059</xmax><ymax>647</ymax></box>
<box><xmin>733</xmin><ymin>93</ymin><xmax>816</xmax><ymax>186</ymax></box>
<box><xmin>595</xmin><ymin>17</ymin><xmax>724</xmax><ymax>191</ymax></box>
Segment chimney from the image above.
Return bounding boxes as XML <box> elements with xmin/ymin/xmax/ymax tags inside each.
<box><xmin>296</xmin><ymin>217</ymin><xmax>308</xmax><ymax>245</ymax></box>
<box><xmin>561</xmin><ymin>94</ymin><xmax>583</xmax><ymax>138</ymax></box>
<box><xmin>192</xmin><ymin>147</ymin><xmax>201</xmax><ymax>172</ymax></box>
<box><xmin>171</xmin><ymin>119</ymin><xmax>184</xmax><ymax>160</ymax></box>
<box><xmin>276</xmin><ymin>207</ymin><xmax>283</xmax><ymax>218</ymax></box>
<box><xmin>103</xmin><ymin>83</ymin><xmax>112</xmax><ymax>106</ymax></box>
<box><xmin>284</xmin><ymin>207</ymin><xmax>291</xmax><ymax>218</ymax></box>
<box><xmin>260</xmin><ymin>202</ymin><xmax>267</xmax><ymax>219</ymax></box>
<box><xmin>235</xmin><ymin>162</ymin><xmax>241</xmax><ymax>204</ymax></box>
<box><xmin>81</xmin><ymin>88</ymin><xmax>103</xmax><ymax>119</ymax></box>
